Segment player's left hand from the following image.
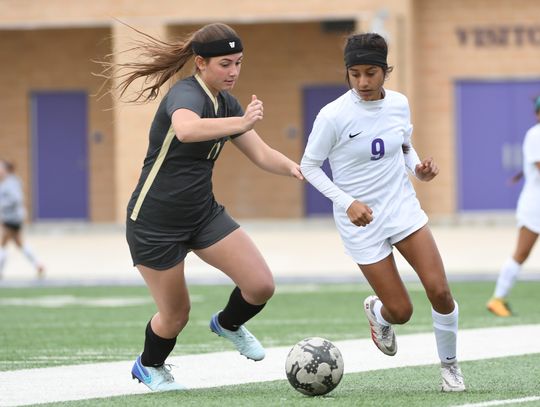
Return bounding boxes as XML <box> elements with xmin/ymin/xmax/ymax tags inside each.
<box><xmin>415</xmin><ymin>158</ymin><xmax>439</xmax><ymax>182</ymax></box>
<box><xmin>291</xmin><ymin>164</ymin><xmax>304</xmax><ymax>181</ymax></box>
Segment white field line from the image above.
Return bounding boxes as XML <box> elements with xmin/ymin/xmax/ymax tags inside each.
<box><xmin>452</xmin><ymin>396</ymin><xmax>540</xmax><ymax>407</ymax></box>
<box><xmin>0</xmin><ymin>295</ymin><xmax>203</xmax><ymax>308</ymax></box>
<box><xmin>1</xmin><ymin>324</ymin><xmax>540</xmax><ymax>406</ymax></box>
<box><xmin>0</xmin><ymin>296</ymin><xmax>152</xmax><ymax>308</ymax></box>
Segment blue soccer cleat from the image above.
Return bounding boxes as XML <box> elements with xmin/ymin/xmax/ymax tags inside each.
<box><xmin>131</xmin><ymin>355</ymin><xmax>186</xmax><ymax>392</ymax></box>
<box><xmin>210</xmin><ymin>312</ymin><xmax>265</xmax><ymax>361</ymax></box>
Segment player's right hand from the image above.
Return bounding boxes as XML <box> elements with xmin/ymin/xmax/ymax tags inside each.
<box><xmin>346</xmin><ymin>200</ymin><xmax>373</xmax><ymax>227</ymax></box>
<box><xmin>242</xmin><ymin>94</ymin><xmax>264</xmax><ymax>131</ymax></box>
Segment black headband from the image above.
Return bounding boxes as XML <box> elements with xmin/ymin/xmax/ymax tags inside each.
<box><xmin>344</xmin><ymin>49</ymin><xmax>387</xmax><ymax>69</ymax></box>
<box><xmin>192</xmin><ymin>37</ymin><xmax>243</xmax><ymax>57</ymax></box>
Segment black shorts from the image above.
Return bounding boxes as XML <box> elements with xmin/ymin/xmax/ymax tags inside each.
<box><xmin>3</xmin><ymin>222</ymin><xmax>22</xmax><ymax>232</ymax></box>
<box><xmin>126</xmin><ymin>205</ymin><xmax>239</xmax><ymax>270</ymax></box>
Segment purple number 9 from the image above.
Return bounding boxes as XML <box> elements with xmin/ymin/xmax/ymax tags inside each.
<box><xmin>370</xmin><ymin>138</ymin><xmax>385</xmax><ymax>161</ymax></box>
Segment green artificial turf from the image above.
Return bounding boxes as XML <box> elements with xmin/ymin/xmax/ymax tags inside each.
<box><xmin>1</xmin><ymin>281</ymin><xmax>539</xmax><ymax>371</ymax></box>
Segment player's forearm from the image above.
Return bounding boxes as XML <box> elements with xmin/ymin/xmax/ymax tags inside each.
<box><xmin>300</xmin><ymin>156</ymin><xmax>355</xmax><ymax>210</ymax></box>
<box><xmin>404</xmin><ymin>144</ymin><xmax>421</xmax><ymax>176</ymax></box>
<box><xmin>174</xmin><ymin>117</ymin><xmax>246</xmax><ymax>142</ymax></box>
<box><xmin>256</xmin><ymin>147</ymin><xmax>297</xmax><ymax>177</ymax></box>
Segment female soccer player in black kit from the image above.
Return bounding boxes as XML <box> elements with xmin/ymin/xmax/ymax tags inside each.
<box><xmin>101</xmin><ymin>23</ymin><xmax>303</xmax><ymax>391</ymax></box>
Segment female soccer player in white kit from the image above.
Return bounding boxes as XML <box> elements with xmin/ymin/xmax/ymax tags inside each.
<box><xmin>301</xmin><ymin>33</ymin><xmax>465</xmax><ymax>392</ymax></box>
<box><xmin>487</xmin><ymin>96</ymin><xmax>540</xmax><ymax>317</ymax></box>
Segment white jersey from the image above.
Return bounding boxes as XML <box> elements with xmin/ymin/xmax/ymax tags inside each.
<box><xmin>516</xmin><ymin>122</ymin><xmax>540</xmax><ymax>233</ymax></box>
<box><xmin>0</xmin><ymin>175</ymin><xmax>25</xmax><ymax>224</ymax></box>
<box><xmin>301</xmin><ymin>89</ymin><xmax>427</xmax><ymax>257</ymax></box>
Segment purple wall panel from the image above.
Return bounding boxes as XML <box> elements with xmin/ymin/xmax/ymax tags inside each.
<box><xmin>32</xmin><ymin>92</ymin><xmax>89</xmax><ymax>220</ymax></box>
<box><xmin>303</xmin><ymin>85</ymin><xmax>348</xmax><ymax>216</ymax></box>
<box><xmin>456</xmin><ymin>80</ymin><xmax>540</xmax><ymax>211</ymax></box>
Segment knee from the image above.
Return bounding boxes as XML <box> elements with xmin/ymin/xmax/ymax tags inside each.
<box><xmin>255</xmin><ymin>280</ymin><xmax>275</xmax><ymax>303</ymax></box>
<box><xmin>162</xmin><ymin>305</ymin><xmax>191</xmax><ymax>334</ymax></box>
<box><xmin>245</xmin><ymin>280</ymin><xmax>275</xmax><ymax>304</ymax></box>
<box><xmin>386</xmin><ymin>302</ymin><xmax>413</xmax><ymax>325</ymax></box>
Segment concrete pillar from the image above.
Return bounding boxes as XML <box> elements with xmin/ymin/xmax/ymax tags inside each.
<box><xmin>111</xmin><ymin>19</ymin><xmax>167</xmax><ymax>221</ymax></box>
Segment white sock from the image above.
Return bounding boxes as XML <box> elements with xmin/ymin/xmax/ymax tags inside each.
<box><xmin>22</xmin><ymin>245</ymin><xmax>39</xmax><ymax>267</ymax></box>
<box><xmin>432</xmin><ymin>301</ymin><xmax>458</xmax><ymax>364</ymax></box>
<box><xmin>494</xmin><ymin>258</ymin><xmax>521</xmax><ymax>298</ymax></box>
<box><xmin>373</xmin><ymin>299</ymin><xmax>391</xmax><ymax>326</ymax></box>
<box><xmin>0</xmin><ymin>248</ymin><xmax>6</xmax><ymax>276</ymax></box>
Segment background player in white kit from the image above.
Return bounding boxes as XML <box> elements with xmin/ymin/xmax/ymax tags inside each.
<box><xmin>0</xmin><ymin>160</ymin><xmax>44</xmax><ymax>279</ymax></box>
<box><xmin>487</xmin><ymin>96</ymin><xmax>540</xmax><ymax>317</ymax></box>
<box><xmin>301</xmin><ymin>33</ymin><xmax>465</xmax><ymax>392</ymax></box>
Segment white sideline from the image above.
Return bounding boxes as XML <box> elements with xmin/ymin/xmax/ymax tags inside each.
<box><xmin>452</xmin><ymin>396</ymin><xmax>540</xmax><ymax>407</ymax></box>
<box><xmin>1</xmin><ymin>324</ymin><xmax>540</xmax><ymax>406</ymax></box>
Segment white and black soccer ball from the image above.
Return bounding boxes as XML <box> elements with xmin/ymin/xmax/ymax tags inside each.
<box><xmin>285</xmin><ymin>337</ymin><xmax>344</xmax><ymax>396</ymax></box>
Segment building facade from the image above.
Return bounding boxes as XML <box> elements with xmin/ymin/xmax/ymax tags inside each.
<box><xmin>0</xmin><ymin>0</ymin><xmax>539</xmax><ymax>222</ymax></box>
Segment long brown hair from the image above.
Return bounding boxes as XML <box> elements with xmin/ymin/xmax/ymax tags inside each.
<box><xmin>95</xmin><ymin>22</ymin><xmax>240</xmax><ymax>103</ymax></box>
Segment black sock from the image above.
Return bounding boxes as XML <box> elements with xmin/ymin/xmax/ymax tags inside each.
<box><xmin>140</xmin><ymin>320</ymin><xmax>177</xmax><ymax>367</ymax></box>
<box><xmin>218</xmin><ymin>286</ymin><xmax>266</xmax><ymax>331</ymax></box>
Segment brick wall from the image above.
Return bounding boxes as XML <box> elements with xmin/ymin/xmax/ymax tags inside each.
<box><xmin>0</xmin><ymin>28</ymin><xmax>115</xmax><ymax>221</ymax></box>
<box><xmin>3</xmin><ymin>0</ymin><xmax>539</xmax><ymax>220</ymax></box>
<box><xmin>412</xmin><ymin>0</ymin><xmax>540</xmax><ymax>215</ymax></box>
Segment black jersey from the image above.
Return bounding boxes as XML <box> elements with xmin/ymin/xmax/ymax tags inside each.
<box><xmin>127</xmin><ymin>75</ymin><xmax>244</xmax><ymax>228</ymax></box>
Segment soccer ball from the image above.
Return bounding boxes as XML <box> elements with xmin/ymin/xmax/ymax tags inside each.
<box><xmin>285</xmin><ymin>337</ymin><xmax>344</xmax><ymax>396</ymax></box>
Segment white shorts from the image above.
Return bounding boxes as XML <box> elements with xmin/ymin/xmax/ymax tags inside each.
<box><xmin>516</xmin><ymin>189</ymin><xmax>540</xmax><ymax>234</ymax></box>
<box><xmin>517</xmin><ymin>214</ymin><xmax>540</xmax><ymax>234</ymax></box>
<box><xmin>343</xmin><ymin>215</ymin><xmax>428</xmax><ymax>265</ymax></box>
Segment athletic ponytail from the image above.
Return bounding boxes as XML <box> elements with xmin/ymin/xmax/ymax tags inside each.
<box><xmin>96</xmin><ymin>22</ymin><xmax>240</xmax><ymax>103</ymax></box>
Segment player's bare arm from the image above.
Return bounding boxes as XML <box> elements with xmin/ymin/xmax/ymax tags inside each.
<box><xmin>172</xmin><ymin>95</ymin><xmax>263</xmax><ymax>142</ymax></box>
<box><xmin>232</xmin><ymin>129</ymin><xmax>303</xmax><ymax>180</ymax></box>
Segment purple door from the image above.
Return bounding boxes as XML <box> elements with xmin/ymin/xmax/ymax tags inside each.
<box><xmin>456</xmin><ymin>80</ymin><xmax>540</xmax><ymax>211</ymax></box>
<box><xmin>303</xmin><ymin>85</ymin><xmax>348</xmax><ymax>216</ymax></box>
<box><xmin>32</xmin><ymin>92</ymin><xmax>89</xmax><ymax>220</ymax></box>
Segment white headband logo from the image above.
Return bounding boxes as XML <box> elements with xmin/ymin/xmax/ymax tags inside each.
<box><xmin>229</xmin><ymin>41</ymin><xmax>235</xmax><ymax>48</ymax></box>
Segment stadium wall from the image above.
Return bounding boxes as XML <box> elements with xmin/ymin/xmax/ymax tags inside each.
<box><xmin>0</xmin><ymin>0</ymin><xmax>538</xmax><ymax>221</ymax></box>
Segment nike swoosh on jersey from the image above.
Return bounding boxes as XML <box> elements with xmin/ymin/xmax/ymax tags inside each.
<box><xmin>349</xmin><ymin>131</ymin><xmax>363</xmax><ymax>138</ymax></box>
